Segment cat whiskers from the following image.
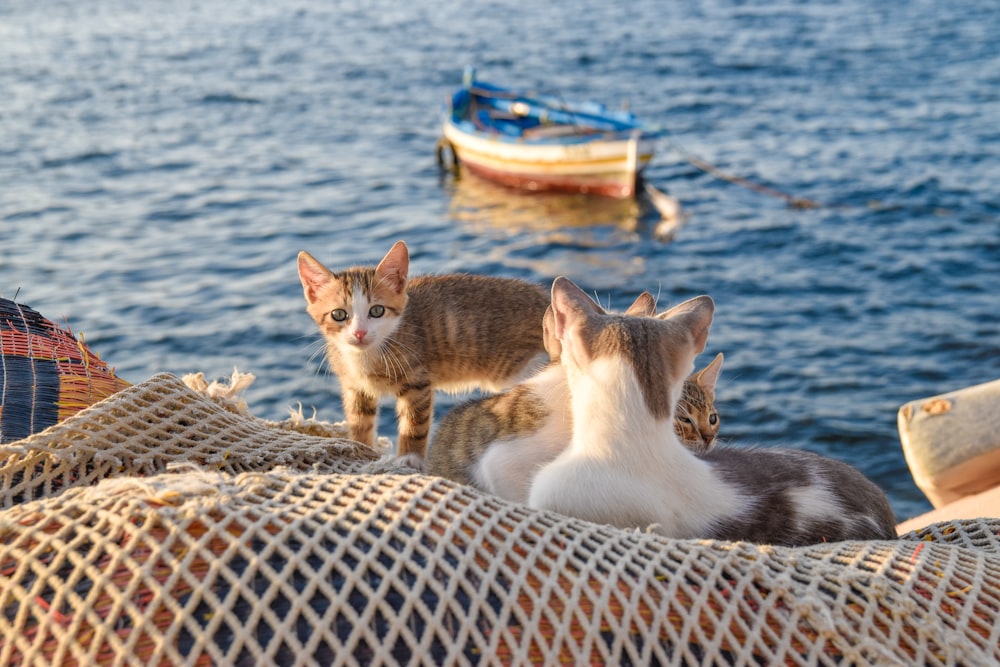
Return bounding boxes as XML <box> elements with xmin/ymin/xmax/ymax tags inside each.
<box><xmin>710</xmin><ymin>435</ymin><xmax>732</xmax><ymax>449</ymax></box>
<box><xmin>377</xmin><ymin>338</ymin><xmax>414</xmax><ymax>384</ymax></box>
<box><xmin>304</xmin><ymin>338</ymin><xmax>335</xmax><ymax>377</ymax></box>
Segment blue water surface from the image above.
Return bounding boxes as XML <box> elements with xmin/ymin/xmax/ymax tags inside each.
<box><xmin>2</xmin><ymin>0</ymin><xmax>999</xmax><ymax>522</ymax></box>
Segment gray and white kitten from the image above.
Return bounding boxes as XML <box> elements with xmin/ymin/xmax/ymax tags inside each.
<box><xmin>427</xmin><ymin>293</ymin><xmax>722</xmax><ymax>503</ymax></box>
<box><xmin>527</xmin><ymin>277</ymin><xmax>897</xmax><ymax>546</ymax></box>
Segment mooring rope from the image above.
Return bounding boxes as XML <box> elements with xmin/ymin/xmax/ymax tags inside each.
<box><xmin>658</xmin><ymin>134</ymin><xmax>823</xmax><ymax>209</ymax></box>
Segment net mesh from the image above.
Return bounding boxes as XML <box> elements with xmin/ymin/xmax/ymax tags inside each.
<box><xmin>1</xmin><ymin>373</ymin><xmax>998</xmax><ymax>666</ymax></box>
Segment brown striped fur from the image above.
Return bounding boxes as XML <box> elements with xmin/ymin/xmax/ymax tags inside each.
<box><xmin>298</xmin><ymin>241</ymin><xmax>549</xmax><ymax>462</ymax></box>
<box><xmin>674</xmin><ymin>353</ymin><xmax>724</xmax><ymax>454</ymax></box>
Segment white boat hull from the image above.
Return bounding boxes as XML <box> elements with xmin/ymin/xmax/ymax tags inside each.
<box><xmin>442</xmin><ymin>120</ymin><xmax>655</xmax><ymax>198</ymax></box>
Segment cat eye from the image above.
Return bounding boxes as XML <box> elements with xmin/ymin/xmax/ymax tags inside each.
<box><xmin>369</xmin><ymin>305</ymin><xmax>386</xmax><ymax>318</ymax></box>
<box><xmin>331</xmin><ymin>309</ymin><xmax>348</xmax><ymax>322</ymax></box>
<box><xmin>709</xmin><ymin>413</ymin><xmax>718</xmax><ymax>425</ymax></box>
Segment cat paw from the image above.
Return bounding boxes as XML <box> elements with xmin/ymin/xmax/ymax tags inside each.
<box><xmin>394</xmin><ymin>453</ymin><xmax>426</xmax><ymax>472</ymax></box>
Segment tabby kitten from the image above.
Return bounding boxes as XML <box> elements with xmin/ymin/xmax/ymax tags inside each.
<box><xmin>426</xmin><ymin>293</ymin><xmax>723</xmax><ymax>502</ymax></box>
<box><xmin>297</xmin><ymin>241</ymin><xmax>549</xmax><ymax>466</ymax></box>
<box><xmin>674</xmin><ymin>353</ymin><xmax>723</xmax><ymax>454</ymax></box>
<box><xmin>527</xmin><ymin>277</ymin><xmax>897</xmax><ymax>546</ymax></box>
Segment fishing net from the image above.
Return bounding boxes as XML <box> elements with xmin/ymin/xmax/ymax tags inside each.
<box><xmin>1</xmin><ymin>372</ymin><xmax>998</xmax><ymax>666</ymax></box>
<box><xmin>0</xmin><ymin>298</ymin><xmax>131</xmax><ymax>444</ymax></box>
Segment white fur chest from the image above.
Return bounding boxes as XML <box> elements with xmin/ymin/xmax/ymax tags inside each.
<box><xmin>330</xmin><ymin>342</ymin><xmax>396</xmax><ymax>395</ymax></box>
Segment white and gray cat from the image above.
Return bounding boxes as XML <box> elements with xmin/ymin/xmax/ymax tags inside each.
<box><xmin>526</xmin><ymin>276</ymin><xmax>897</xmax><ymax>546</ymax></box>
<box><xmin>426</xmin><ymin>295</ymin><xmax>724</xmax><ymax>503</ymax></box>
<box><xmin>297</xmin><ymin>240</ymin><xmax>550</xmax><ymax>466</ymax></box>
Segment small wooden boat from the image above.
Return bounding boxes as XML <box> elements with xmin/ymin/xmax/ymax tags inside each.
<box><xmin>439</xmin><ymin>68</ymin><xmax>658</xmax><ymax>199</ymax></box>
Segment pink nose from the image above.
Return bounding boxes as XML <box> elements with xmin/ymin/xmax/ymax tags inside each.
<box><xmin>353</xmin><ymin>330</ymin><xmax>367</xmax><ymax>342</ymax></box>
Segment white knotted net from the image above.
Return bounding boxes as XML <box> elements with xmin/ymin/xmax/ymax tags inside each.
<box><xmin>1</xmin><ymin>373</ymin><xmax>998</xmax><ymax>665</ymax></box>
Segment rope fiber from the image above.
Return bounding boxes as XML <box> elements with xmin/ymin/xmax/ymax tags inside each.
<box><xmin>1</xmin><ymin>372</ymin><xmax>997</xmax><ymax>665</ymax></box>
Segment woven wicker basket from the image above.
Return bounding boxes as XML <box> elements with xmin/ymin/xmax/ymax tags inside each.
<box><xmin>0</xmin><ymin>298</ymin><xmax>130</xmax><ymax>443</ymax></box>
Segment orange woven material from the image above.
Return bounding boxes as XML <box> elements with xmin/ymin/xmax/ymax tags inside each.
<box><xmin>0</xmin><ymin>373</ymin><xmax>998</xmax><ymax>665</ymax></box>
<box><xmin>1</xmin><ymin>298</ymin><xmax>130</xmax><ymax>443</ymax></box>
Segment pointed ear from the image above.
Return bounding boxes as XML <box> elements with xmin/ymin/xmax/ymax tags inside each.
<box><xmin>659</xmin><ymin>295</ymin><xmax>714</xmax><ymax>354</ymax></box>
<box><xmin>694</xmin><ymin>352</ymin><xmax>724</xmax><ymax>392</ymax></box>
<box><xmin>374</xmin><ymin>240</ymin><xmax>409</xmax><ymax>294</ymax></box>
<box><xmin>297</xmin><ymin>251</ymin><xmax>334</xmax><ymax>305</ymax></box>
<box><xmin>541</xmin><ymin>305</ymin><xmax>562</xmax><ymax>358</ymax></box>
<box><xmin>550</xmin><ymin>276</ymin><xmax>603</xmax><ymax>341</ymax></box>
<box><xmin>623</xmin><ymin>291</ymin><xmax>657</xmax><ymax>317</ymax></box>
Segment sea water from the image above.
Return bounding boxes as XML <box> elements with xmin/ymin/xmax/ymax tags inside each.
<box><xmin>2</xmin><ymin>0</ymin><xmax>999</xmax><ymax>521</ymax></box>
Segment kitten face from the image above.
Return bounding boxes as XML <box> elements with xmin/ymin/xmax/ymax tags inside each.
<box><xmin>674</xmin><ymin>388</ymin><xmax>719</xmax><ymax>451</ymax></box>
<box><xmin>297</xmin><ymin>242</ymin><xmax>409</xmax><ymax>355</ymax></box>
<box><xmin>674</xmin><ymin>352</ymin><xmax>724</xmax><ymax>452</ymax></box>
<box><xmin>328</xmin><ymin>281</ymin><xmax>404</xmax><ymax>352</ymax></box>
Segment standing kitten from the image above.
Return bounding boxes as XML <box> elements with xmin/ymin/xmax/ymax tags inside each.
<box><xmin>426</xmin><ymin>294</ymin><xmax>722</xmax><ymax>502</ymax></box>
<box><xmin>527</xmin><ymin>277</ymin><xmax>897</xmax><ymax>546</ymax></box>
<box><xmin>674</xmin><ymin>353</ymin><xmax>723</xmax><ymax>454</ymax></box>
<box><xmin>297</xmin><ymin>241</ymin><xmax>549</xmax><ymax>466</ymax></box>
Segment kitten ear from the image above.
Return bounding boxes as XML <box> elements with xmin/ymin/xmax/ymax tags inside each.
<box><xmin>297</xmin><ymin>251</ymin><xmax>334</xmax><ymax>305</ymax></box>
<box><xmin>375</xmin><ymin>240</ymin><xmax>409</xmax><ymax>294</ymax></box>
<box><xmin>541</xmin><ymin>305</ymin><xmax>562</xmax><ymax>358</ymax></box>
<box><xmin>693</xmin><ymin>352</ymin><xmax>724</xmax><ymax>392</ymax></box>
<box><xmin>550</xmin><ymin>276</ymin><xmax>604</xmax><ymax>340</ymax></box>
<box><xmin>658</xmin><ymin>295</ymin><xmax>715</xmax><ymax>354</ymax></box>
<box><xmin>624</xmin><ymin>291</ymin><xmax>657</xmax><ymax>317</ymax></box>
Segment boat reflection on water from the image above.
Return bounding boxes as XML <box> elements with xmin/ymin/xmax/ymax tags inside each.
<box><xmin>445</xmin><ymin>167</ymin><xmax>645</xmax><ymax>233</ymax></box>
<box><xmin>442</xmin><ymin>168</ymin><xmax>677</xmax><ymax>290</ymax></box>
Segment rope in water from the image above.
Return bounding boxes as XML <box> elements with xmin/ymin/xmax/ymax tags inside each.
<box><xmin>657</xmin><ymin>134</ymin><xmax>823</xmax><ymax>209</ymax></box>
<box><xmin>459</xmin><ymin>72</ymin><xmax>826</xmax><ymax>209</ymax></box>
